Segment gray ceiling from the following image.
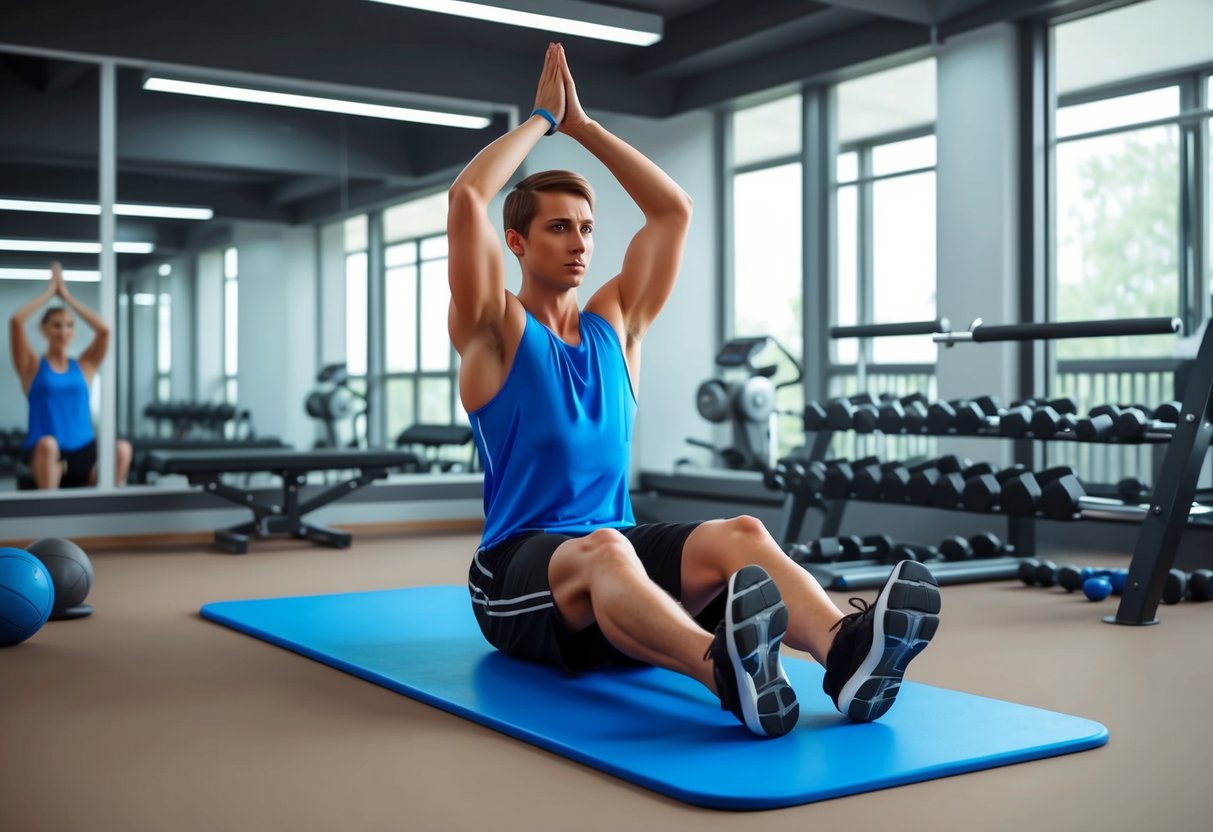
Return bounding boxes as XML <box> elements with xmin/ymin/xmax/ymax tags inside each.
<box><xmin>0</xmin><ymin>0</ymin><xmax>1135</xmax><ymax>271</ymax></box>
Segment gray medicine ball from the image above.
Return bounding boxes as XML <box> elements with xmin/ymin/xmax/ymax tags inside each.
<box><xmin>26</xmin><ymin>537</ymin><xmax>94</xmax><ymax>619</ymax></box>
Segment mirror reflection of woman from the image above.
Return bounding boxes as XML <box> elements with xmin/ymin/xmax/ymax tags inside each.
<box><xmin>7</xmin><ymin>262</ymin><xmax>131</xmax><ymax>488</ymax></box>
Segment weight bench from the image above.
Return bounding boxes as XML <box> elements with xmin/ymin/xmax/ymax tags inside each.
<box><xmin>148</xmin><ymin>448</ymin><xmax>422</xmax><ymax>553</ymax></box>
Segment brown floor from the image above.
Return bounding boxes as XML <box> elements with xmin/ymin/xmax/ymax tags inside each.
<box><xmin>1</xmin><ymin>529</ymin><xmax>1209</xmax><ymax>832</ymax></box>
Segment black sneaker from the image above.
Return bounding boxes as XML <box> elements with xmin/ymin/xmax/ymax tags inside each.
<box><xmin>706</xmin><ymin>564</ymin><xmax>799</xmax><ymax>738</ymax></box>
<box><xmin>822</xmin><ymin>560</ymin><xmax>941</xmax><ymax>723</ymax></box>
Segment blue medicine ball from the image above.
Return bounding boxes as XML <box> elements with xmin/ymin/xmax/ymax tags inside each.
<box><xmin>0</xmin><ymin>547</ymin><xmax>55</xmax><ymax>646</ymax></box>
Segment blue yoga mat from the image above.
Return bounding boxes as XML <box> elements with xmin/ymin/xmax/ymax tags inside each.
<box><xmin>201</xmin><ymin>585</ymin><xmax>1107</xmax><ymax>810</ymax></box>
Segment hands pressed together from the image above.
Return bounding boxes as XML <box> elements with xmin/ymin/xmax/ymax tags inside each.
<box><xmin>533</xmin><ymin>43</ymin><xmax>591</xmax><ymax>136</ymax></box>
<box><xmin>48</xmin><ymin>261</ymin><xmax>71</xmax><ymax>299</ymax></box>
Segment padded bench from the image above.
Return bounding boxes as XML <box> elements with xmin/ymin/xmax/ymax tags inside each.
<box><xmin>148</xmin><ymin>447</ymin><xmax>422</xmax><ymax>553</ymax></box>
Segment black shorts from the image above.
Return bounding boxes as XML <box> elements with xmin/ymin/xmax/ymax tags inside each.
<box><xmin>21</xmin><ymin>439</ymin><xmax>97</xmax><ymax>488</ymax></box>
<box><xmin>467</xmin><ymin>522</ymin><xmax>727</xmax><ymax>672</ymax></box>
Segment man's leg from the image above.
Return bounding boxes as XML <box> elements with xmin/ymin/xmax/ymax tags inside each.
<box><xmin>679</xmin><ymin>516</ymin><xmax>845</xmax><ymax>662</ymax></box>
<box><xmin>679</xmin><ymin>516</ymin><xmax>940</xmax><ymax>723</ymax></box>
<box><xmin>548</xmin><ymin>528</ymin><xmax>716</xmax><ymax>688</ymax></box>
<box><xmin>548</xmin><ymin>527</ymin><xmax>798</xmax><ymax>737</ymax></box>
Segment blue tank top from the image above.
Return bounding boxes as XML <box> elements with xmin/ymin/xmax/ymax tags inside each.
<box><xmin>470</xmin><ymin>310</ymin><xmax>637</xmax><ymax>550</ymax></box>
<box><xmin>24</xmin><ymin>358</ymin><xmax>95</xmax><ymax>452</ymax></box>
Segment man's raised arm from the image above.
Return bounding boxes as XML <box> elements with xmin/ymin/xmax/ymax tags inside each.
<box><xmin>447</xmin><ymin>44</ymin><xmax>566</xmax><ymax>343</ymax></box>
<box><xmin>556</xmin><ymin>45</ymin><xmax>692</xmax><ymax>344</ymax></box>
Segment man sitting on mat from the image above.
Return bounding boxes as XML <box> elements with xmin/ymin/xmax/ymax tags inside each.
<box><xmin>449</xmin><ymin>43</ymin><xmax>941</xmax><ymax>738</ymax></box>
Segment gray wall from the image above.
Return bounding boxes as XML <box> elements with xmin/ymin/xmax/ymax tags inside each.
<box><xmin>232</xmin><ymin>222</ymin><xmax>319</xmax><ymax>449</ymax></box>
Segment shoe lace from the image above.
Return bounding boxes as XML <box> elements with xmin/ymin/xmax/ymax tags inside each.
<box><xmin>830</xmin><ymin>597</ymin><xmax>873</xmax><ymax>633</ymax></box>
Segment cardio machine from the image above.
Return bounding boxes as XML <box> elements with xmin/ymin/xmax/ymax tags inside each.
<box><xmin>684</xmin><ymin>336</ymin><xmax>802</xmax><ymax>471</ymax></box>
<box><xmin>305</xmin><ymin>363</ymin><xmax>369</xmax><ymax>449</ymax></box>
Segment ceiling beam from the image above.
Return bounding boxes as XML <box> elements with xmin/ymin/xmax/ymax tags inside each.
<box><xmin>672</xmin><ymin>19</ymin><xmax>932</xmax><ymax>113</ymax></box>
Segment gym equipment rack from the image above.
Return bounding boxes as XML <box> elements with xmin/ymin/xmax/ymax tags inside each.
<box><xmin>792</xmin><ymin>314</ymin><xmax>1206</xmax><ymax>624</ymax></box>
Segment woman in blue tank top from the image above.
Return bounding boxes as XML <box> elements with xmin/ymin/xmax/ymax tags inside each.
<box><xmin>8</xmin><ymin>262</ymin><xmax>132</xmax><ymax>489</ymax></box>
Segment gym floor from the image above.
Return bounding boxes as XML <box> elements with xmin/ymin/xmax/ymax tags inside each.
<box><xmin>0</xmin><ymin>526</ymin><xmax>1207</xmax><ymax>832</ymax></box>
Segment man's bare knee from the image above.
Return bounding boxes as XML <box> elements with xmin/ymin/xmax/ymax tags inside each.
<box><xmin>582</xmin><ymin>529</ymin><xmax>642</xmax><ymax>579</ymax></box>
<box><xmin>34</xmin><ymin>435</ymin><xmax>59</xmax><ymax>458</ymax></box>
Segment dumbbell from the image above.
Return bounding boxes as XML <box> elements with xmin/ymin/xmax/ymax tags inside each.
<box><xmin>1029</xmin><ymin>405</ymin><xmax>1079</xmax><ymax>439</ymax></box>
<box><xmin>823</xmin><ymin>456</ymin><xmax>882</xmax><ymax>499</ymax></box>
<box><xmin>992</xmin><ymin>398</ymin><xmax>1044</xmax><ymax>437</ymax></box>
<box><xmin>938</xmin><ymin>534</ymin><xmax>1008</xmax><ymax>562</ymax></box>
<box><xmin>852</xmin><ymin>460</ymin><xmax>904</xmax><ymax>501</ymax></box>
<box><xmin>970</xmin><ymin>531</ymin><xmax>1010</xmax><ymax>557</ymax></box>
<box><xmin>962</xmin><ymin>465</ymin><xmax>1029</xmax><ymax>513</ymax></box>
<box><xmin>1018</xmin><ymin>557</ymin><xmax>1042</xmax><ymax>586</ymax></box>
<box><xmin>1056</xmin><ymin>564</ymin><xmax>1085</xmax><ymax>592</ymax></box>
<box><xmin>953</xmin><ymin>395</ymin><xmax>1004</xmax><ymax>434</ymax></box>
<box><xmin>877</xmin><ymin>457</ymin><xmax>941</xmax><ymax>502</ymax></box>
<box><xmin>904</xmin><ymin>456</ymin><xmax>973</xmax><ymax>505</ymax></box>
<box><xmin>797</xmin><ymin>534</ymin><xmax>893</xmax><ymax>564</ymax></box>
<box><xmin>1188</xmin><ymin>569</ymin><xmax>1213</xmax><ymax>601</ymax></box>
<box><xmin>1004</xmin><ymin>465</ymin><xmax>1081</xmax><ymax>519</ymax></box>
<box><xmin>925</xmin><ymin>399</ymin><xmax>979</xmax><ymax>435</ymax></box>
<box><xmin>886</xmin><ymin>542</ymin><xmax>941</xmax><ymax>564</ymax></box>
<box><xmin>1116</xmin><ymin>401</ymin><xmax>1181</xmax><ymax>441</ymax></box>
<box><xmin>875</xmin><ymin>393</ymin><xmax>930</xmax><ymax>434</ymax></box>
<box><xmin>930</xmin><ymin>462</ymin><xmax>1001</xmax><ymax>509</ymax></box>
<box><xmin>1074</xmin><ymin>403</ymin><xmax>1151</xmax><ymax>442</ymax></box>
<box><xmin>823</xmin><ymin>394</ymin><xmax>879</xmax><ymax>431</ymax></box>
<box><xmin>1162</xmin><ymin>568</ymin><xmax>1188</xmax><ymax>605</ymax></box>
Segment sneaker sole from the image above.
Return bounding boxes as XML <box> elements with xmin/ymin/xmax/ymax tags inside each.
<box><xmin>836</xmin><ymin>560</ymin><xmax>941</xmax><ymax>723</ymax></box>
<box><xmin>724</xmin><ymin>565</ymin><xmax>800</xmax><ymax>738</ymax></box>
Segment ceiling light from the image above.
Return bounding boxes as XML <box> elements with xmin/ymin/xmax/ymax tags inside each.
<box><xmin>0</xmin><ymin>268</ymin><xmax>100</xmax><ymax>282</ymax></box>
<box><xmin>143</xmin><ymin>77</ymin><xmax>492</xmax><ymax>128</ymax></box>
<box><xmin>0</xmin><ymin>239</ymin><xmax>155</xmax><ymax>254</ymax></box>
<box><xmin>365</xmin><ymin>0</ymin><xmax>662</xmax><ymax>45</ymax></box>
<box><xmin>0</xmin><ymin>198</ymin><xmax>213</xmax><ymax>221</ymax></box>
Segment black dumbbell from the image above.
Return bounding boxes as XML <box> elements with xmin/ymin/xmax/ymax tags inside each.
<box><xmin>969</xmin><ymin>531</ymin><xmax>1009</xmax><ymax>558</ymax></box>
<box><xmin>1057</xmin><ymin>564</ymin><xmax>1085</xmax><ymax>592</ymax></box>
<box><xmin>1035</xmin><ymin>559</ymin><xmax>1060</xmax><ymax>588</ymax></box>
<box><xmin>852</xmin><ymin>461</ymin><xmax>904</xmax><ymax>501</ymax></box>
<box><xmin>997</xmin><ymin>402</ymin><xmax>1037</xmax><ymax>438</ymax></box>
<box><xmin>939</xmin><ymin>535</ymin><xmax>975</xmax><ymax>562</ymax></box>
<box><xmin>1116</xmin><ymin>401</ymin><xmax>1182</xmax><ymax>441</ymax></box>
<box><xmin>839</xmin><ymin>534</ymin><xmax>895</xmax><ymax>562</ymax></box>
<box><xmin>930</xmin><ymin>462</ymin><xmax>1001</xmax><ymax>509</ymax></box>
<box><xmin>1162</xmin><ymin>568</ymin><xmax>1188</xmax><ymax>605</ymax></box>
<box><xmin>905</xmin><ymin>455</ymin><xmax>972</xmax><ymax>505</ymax></box>
<box><xmin>1018</xmin><ymin>557</ymin><xmax>1042</xmax><ymax>586</ymax></box>
<box><xmin>1001</xmin><ymin>466</ymin><xmax>1078</xmax><ymax>516</ymax></box>
<box><xmin>1187</xmin><ymin>569</ymin><xmax>1213</xmax><ymax>601</ymax></box>
<box><xmin>824</xmin><ymin>394</ymin><xmax>879</xmax><ymax>431</ymax></box>
<box><xmin>954</xmin><ymin>395</ymin><xmax>1005</xmax><ymax>434</ymax></box>
<box><xmin>1029</xmin><ymin>405</ymin><xmax>1078</xmax><ymax>439</ymax></box>
<box><xmin>875</xmin><ymin>393</ymin><xmax>930</xmax><ymax>434</ymax></box>
<box><xmin>925</xmin><ymin>400</ymin><xmax>972</xmax><ymax>435</ymax></box>
<box><xmin>1039</xmin><ymin>473</ymin><xmax>1087</xmax><ymax>520</ymax></box>
<box><xmin>823</xmin><ymin>456</ymin><xmax>882</xmax><ymax>499</ymax></box>
<box><xmin>885</xmin><ymin>542</ymin><xmax>941</xmax><ymax>564</ymax></box>
<box><xmin>962</xmin><ymin>465</ymin><xmax>1029</xmax><ymax>513</ymax></box>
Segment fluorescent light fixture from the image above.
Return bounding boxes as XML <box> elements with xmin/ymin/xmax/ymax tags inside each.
<box><xmin>365</xmin><ymin>0</ymin><xmax>663</xmax><ymax>45</ymax></box>
<box><xmin>143</xmin><ymin>77</ymin><xmax>492</xmax><ymax>128</ymax></box>
<box><xmin>0</xmin><ymin>268</ymin><xmax>100</xmax><ymax>282</ymax></box>
<box><xmin>0</xmin><ymin>197</ymin><xmax>213</xmax><ymax>221</ymax></box>
<box><xmin>0</xmin><ymin>239</ymin><xmax>155</xmax><ymax>254</ymax></box>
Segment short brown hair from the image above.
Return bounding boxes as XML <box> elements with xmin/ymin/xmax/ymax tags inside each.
<box><xmin>503</xmin><ymin>170</ymin><xmax>594</xmax><ymax>237</ymax></box>
<box><xmin>41</xmin><ymin>307</ymin><xmax>69</xmax><ymax>326</ymax></box>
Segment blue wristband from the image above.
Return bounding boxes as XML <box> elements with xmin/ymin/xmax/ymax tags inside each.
<box><xmin>531</xmin><ymin>108</ymin><xmax>559</xmax><ymax>136</ymax></box>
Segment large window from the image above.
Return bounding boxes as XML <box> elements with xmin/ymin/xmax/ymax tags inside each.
<box><xmin>834</xmin><ymin>60</ymin><xmax>938</xmax><ymax>368</ymax></box>
<box><xmin>382</xmin><ymin>191</ymin><xmax>460</xmax><ymax>445</ymax></box>
<box><xmin>730</xmin><ymin>94</ymin><xmax>803</xmax><ymax>358</ymax></box>
<box><xmin>1052</xmin><ymin>0</ymin><xmax>1213</xmax><ymax>363</ymax></box>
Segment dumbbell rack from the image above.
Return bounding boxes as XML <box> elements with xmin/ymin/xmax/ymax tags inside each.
<box><xmin>798</xmin><ymin>314</ymin><xmax>1211</xmax><ymax>625</ymax></box>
